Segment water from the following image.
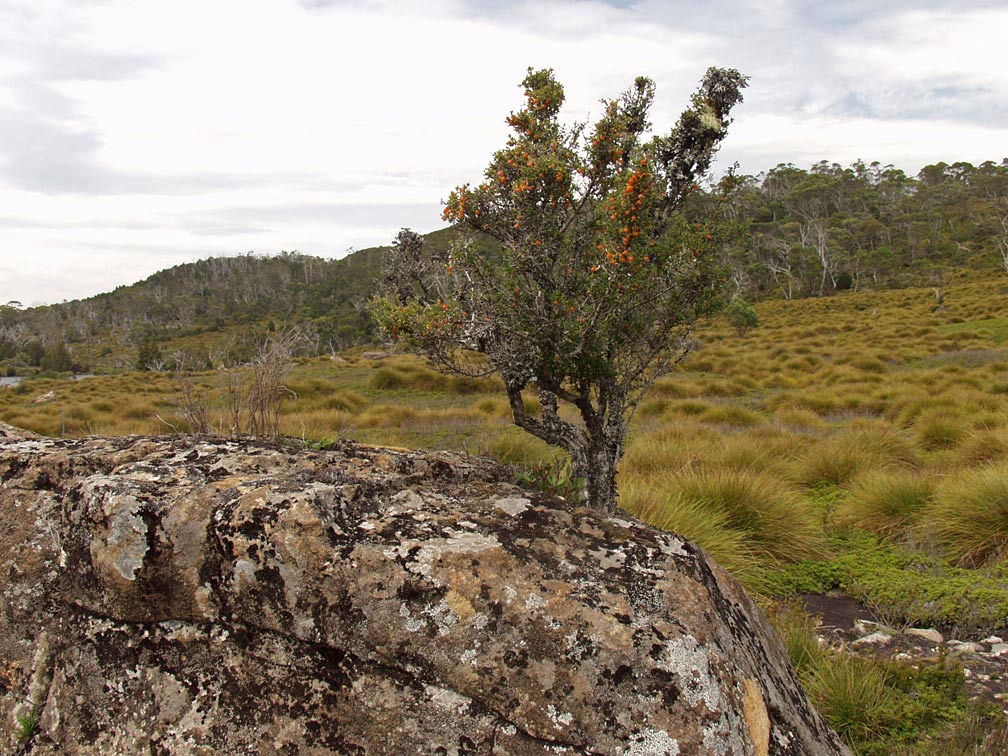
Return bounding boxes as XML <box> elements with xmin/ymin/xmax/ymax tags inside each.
<box><xmin>0</xmin><ymin>374</ymin><xmax>95</xmax><ymax>387</ymax></box>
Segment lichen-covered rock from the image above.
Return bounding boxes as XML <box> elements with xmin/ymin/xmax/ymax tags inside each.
<box><xmin>0</xmin><ymin>423</ymin><xmax>850</xmax><ymax>755</ymax></box>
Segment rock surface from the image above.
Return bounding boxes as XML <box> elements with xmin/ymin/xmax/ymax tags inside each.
<box><xmin>0</xmin><ymin>423</ymin><xmax>850</xmax><ymax>755</ymax></box>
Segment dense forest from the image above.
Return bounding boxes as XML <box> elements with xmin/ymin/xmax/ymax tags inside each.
<box><xmin>1</xmin><ymin>158</ymin><xmax>1006</xmax><ymax>375</ymax></box>
<box><xmin>708</xmin><ymin>158</ymin><xmax>1008</xmax><ymax>299</ymax></box>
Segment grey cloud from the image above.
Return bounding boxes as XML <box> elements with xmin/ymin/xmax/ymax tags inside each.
<box><xmin>0</xmin><ymin>85</ymin><xmax>366</xmax><ymax>196</ymax></box>
<box><xmin>821</xmin><ymin>80</ymin><xmax>1006</xmax><ymax>128</ymax></box>
<box><xmin>0</xmin><ymin>215</ymin><xmax>162</xmax><ymax>231</ymax></box>
<box><xmin>181</xmin><ymin>201</ymin><xmax>441</xmax><ymax>236</ymax></box>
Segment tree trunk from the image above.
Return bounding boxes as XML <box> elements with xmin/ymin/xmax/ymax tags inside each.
<box><xmin>504</xmin><ymin>382</ymin><xmax>623</xmax><ymax>514</ymax></box>
<box><xmin>572</xmin><ymin>439</ymin><xmax>619</xmax><ymax>513</ymax></box>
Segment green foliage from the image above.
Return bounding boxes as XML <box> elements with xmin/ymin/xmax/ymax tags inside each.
<box><xmin>725</xmin><ymin>296</ymin><xmax>759</xmax><ymax>335</ymax></box>
<box><xmin>136</xmin><ymin>336</ymin><xmax>162</xmax><ymax>371</ymax></box>
<box><xmin>765</xmin><ymin>532</ymin><xmax>1008</xmax><ymax>631</ymax></box>
<box><xmin>14</xmin><ymin>707</ymin><xmax>40</xmax><ymax>745</ymax></box>
<box><xmin>770</xmin><ymin>601</ymin><xmax>974</xmax><ymax>756</ymax></box>
<box><xmin>514</xmin><ymin>458</ymin><xmax>586</xmax><ymax>502</ymax></box>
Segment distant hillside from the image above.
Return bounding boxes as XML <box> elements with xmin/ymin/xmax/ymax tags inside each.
<box><xmin>0</xmin><ymin>227</ymin><xmax>466</xmax><ymax>374</ymax></box>
<box><xmin>2</xmin><ymin>157</ymin><xmax>1006</xmax><ymax>376</ymax></box>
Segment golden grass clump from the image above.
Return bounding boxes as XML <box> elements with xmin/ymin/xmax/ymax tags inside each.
<box><xmin>661</xmin><ymin>467</ymin><xmax>826</xmax><ymax>564</ymax></box>
<box><xmin>796</xmin><ymin>425</ymin><xmax>919</xmax><ymax>487</ymax></box>
<box><xmin>482</xmin><ymin>428</ymin><xmax>562</xmax><ymax>467</ymax></box>
<box><xmin>913</xmin><ymin>412</ymin><xmax>966</xmax><ymax>451</ymax></box>
<box><xmin>956</xmin><ymin>428</ymin><xmax>1008</xmax><ymax>466</ymax></box>
<box><xmin>620</xmin><ymin>423</ymin><xmax>719</xmax><ymax>477</ymax></box>
<box><xmin>622</xmin><ymin>467</ymin><xmax>825</xmax><ymax>589</ymax></box>
<box><xmin>319</xmin><ymin>391</ymin><xmax>368</xmax><ymax>413</ymax></box>
<box><xmin>697</xmin><ymin>404</ymin><xmax>764</xmax><ymax>427</ymax></box>
<box><xmin>836</xmin><ymin>470</ymin><xmax>934</xmax><ymax>541</ymax></box>
<box><xmin>926</xmin><ymin>463</ymin><xmax>1008</xmax><ymax>567</ymax></box>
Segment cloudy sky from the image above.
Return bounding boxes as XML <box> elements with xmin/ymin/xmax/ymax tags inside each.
<box><xmin>1</xmin><ymin>0</ymin><xmax>1006</xmax><ymax>306</ymax></box>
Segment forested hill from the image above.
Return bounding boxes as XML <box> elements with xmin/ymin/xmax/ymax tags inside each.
<box><xmin>708</xmin><ymin>158</ymin><xmax>1008</xmax><ymax>299</ymax></box>
<box><xmin>0</xmin><ymin>227</ymin><xmax>465</xmax><ymax>373</ymax></box>
<box><xmin>1</xmin><ymin>158</ymin><xmax>1006</xmax><ymax>375</ymax></box>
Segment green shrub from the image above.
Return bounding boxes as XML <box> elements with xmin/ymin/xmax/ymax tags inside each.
<box><xmin>726</xmin><ymin>297</ymin><xmax>759</xmax><ymax>336</ymax></box>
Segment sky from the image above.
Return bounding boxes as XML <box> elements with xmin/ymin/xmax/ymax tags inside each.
<box><xmin>1</xmin><ymin>0</ymin><xmax>1006</xmax><ymax>307</ymax></box>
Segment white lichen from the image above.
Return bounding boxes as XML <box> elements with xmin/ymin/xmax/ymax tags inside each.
<box><xmin>546</xmin><ymin>704</ymin><xmax>574</xmax><ymax>729</ymax></box>
<box><xmin>624</xmin><ymin>728</ymin><xmax>680</xmax><ymax>756</ymax></box>
<box><xmin>658</xmin><ymin>634</ymin><xmax>722</xmax><ymax>713</ymax></box>
<box><xmin>493</xmin><ymin>496</ymin><xmax>530</xmax><ymax>516</ymax></box>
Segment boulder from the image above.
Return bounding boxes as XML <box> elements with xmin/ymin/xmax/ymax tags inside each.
<box><xmin>0</xmin><ymin>423</ymin><xmax>850</xmax><ymax>755</ymax></box>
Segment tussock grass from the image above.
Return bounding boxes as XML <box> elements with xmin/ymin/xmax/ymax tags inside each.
<box><xmin>796</xmin><ymin>425</ymin><xmax>919</xmax><ymax>487</ymax></box>
<box><xmin>319</xmin><ymin>391</ymin><xmax>368</xmax><ymax>413</ymax></box>
<box><xmin>957</xmin><ymin>428</ymin><xmax>1008</xmax><ymax>465</ymax></box>
<box><xmin>927</xmin><ymin>463</ymin><xmax>1008</xmax><ymax>567</ymax></box>
<box><xmin>914</xmin><ymin>412</ymin><xmax>966</xmax><ymax>451</ymax></box>
<box><xmin>837</xmin><ymin>470</ymin><xmax>934</xmax><ymax>541</ymax></box>
<box><xmin>768</xmin><ymin>600</ymin><xmax>825</xmax><ymax>677</ymax></box>
<box><xmin>620</xmin><ymin>478</ymin><xmax>762</xmax><ymax>589</ymax></box>
<box><xmin>662</xmin><ymin>467</ymin><xmax>826</xmax><ymax>565</ymax></box>
<box><xmin>806</xmin><ymin>655</ymin><xmax>895</xmax><ymax>749</ymax></box>
<box><xmin>482</xmin><ymin>428</ymin><xmax>561</xmax><ymax>467</ymax></box>
<box><xmin>697</xmin><ymin>404</ymin><xmax>764</xmax><ymax>426</ymax></box>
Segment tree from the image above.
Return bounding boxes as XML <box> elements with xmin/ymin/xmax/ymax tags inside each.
<box><xmin>136</xmin><ymin>336</ymin><xmax>162</xmax><ymax>371</ymax></box>
<box><xmin>726</xmin><ymin>297</ymin><xmax>759</xmax><ymax>336</ymax></box>
<box><xmin>374</xmin><ymin>67</ymin><xmax>747</xmax><ymax>512</ymax></box>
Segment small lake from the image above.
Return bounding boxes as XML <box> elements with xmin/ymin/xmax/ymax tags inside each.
<box><xmin>0</xmin><ymin>374</ymin><xmax>95</xmax><ymax>387</ymax></box>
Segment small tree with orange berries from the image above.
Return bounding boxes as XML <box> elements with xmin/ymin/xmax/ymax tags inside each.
<box><xmin>373</xmin><ymin>67</ymin><xmax>747</xmax><ymax>513</ymax></box>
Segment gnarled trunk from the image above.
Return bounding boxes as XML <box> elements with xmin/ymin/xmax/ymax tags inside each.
<box><xmin>505</xmin><ymin>381</ymin><xmax>625</xmax><ymax>513</ymax></box>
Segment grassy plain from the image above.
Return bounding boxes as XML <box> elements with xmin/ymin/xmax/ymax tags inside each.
<box><xmin>3</xmin><ymin>271</ymin><xmax>1008</xmax><ymax>753</ymax></box>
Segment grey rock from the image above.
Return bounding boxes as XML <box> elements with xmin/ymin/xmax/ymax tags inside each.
<box><xmin>904</xmin><ymin>628</ymin><xmax>943</xmax><ymax>644</ymax></box>
<box><xmin>949</xmin><ymin>641</ymin><xmax>985</xmax><ymax>655</ymax></box>
<box><xmin>852</xmin><ymin>631</ymin><xmax>894</xmax><ymax>647</ymax></box>
<box><xmin>0</xmin><ymin>423</ymin><xmax>851</xmax><ymax>755</ymax></box>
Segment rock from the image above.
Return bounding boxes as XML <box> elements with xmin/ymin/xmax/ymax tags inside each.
<box><xmin>981</xmin><ymin>635</ymin><xmax>1004</xmax><ymax>645</ymax></box>
<box><xmin>0</xmin><ymin>423</ymin><xmax>851</xmax><ymax>755</ymax></box>
<box><xmin>851</xmin><ymin>631</ymin><xmax>893</xmax><ymax>648</ymax></box>
<box><xmin>29</xmin><ymin>389</ymin><xmax>56</xmax><ymax>404</ymax></box>
<box><xmin>904</xmin><ymin>628</ymin><xmax>943</xmax><ymax>644</ymax></box>
<box><xmin>948</xmin><ymin>641</ymin><xmax>985</xmax><ymax>655</ymax></box>
<box><xmin>852</xmin><ymin>619</ymin><xmax>879</xmax><ymax>636</ymax></box>
<box><xmin>989</xmin><ymin>644</ymin><xmax>1008</xmax><ymax>657</ymax></box>
<box><xmin>361</xmin><ymin>350</ymin><xmax>388</xmax><ymax>360</ymax></box>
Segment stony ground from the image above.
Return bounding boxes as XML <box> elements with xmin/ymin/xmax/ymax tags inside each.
<box><xmin>802</xmin><ymin>592</ymin><xmax>1008</xmax><ymax>712</ymax></box>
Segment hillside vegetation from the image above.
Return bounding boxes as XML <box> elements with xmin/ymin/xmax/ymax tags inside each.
<box><xmin>1</xmin><ymin>158</ymin><xmax>1006</xmax><ymax>377</ymax></box>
